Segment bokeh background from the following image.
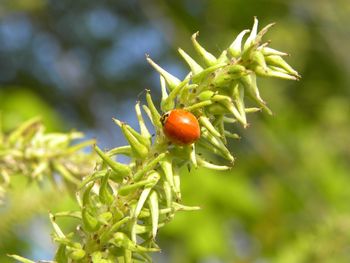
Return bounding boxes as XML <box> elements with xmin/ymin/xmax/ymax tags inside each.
<box><xmin>1</xmin><ymin>0</ymin><xmax>350</xmax><ymax>262</ymax></box>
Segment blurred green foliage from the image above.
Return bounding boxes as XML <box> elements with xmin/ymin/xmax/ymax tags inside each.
<box><xmin>0</xmin><ymin>0</ymin><xmax>349</xmax><ymax>262</ymax></box>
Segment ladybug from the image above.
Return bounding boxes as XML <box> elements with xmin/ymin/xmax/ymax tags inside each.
<box><xmin>161</xmin><ymin>109</ymin><xmax>200</xmax><ymax>145</ymax></box>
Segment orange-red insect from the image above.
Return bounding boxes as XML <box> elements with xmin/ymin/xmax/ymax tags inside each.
<box><xmin>161</xmin><ymin>109</ymin><xmax>200</xmax><ymax>145</ymax></box>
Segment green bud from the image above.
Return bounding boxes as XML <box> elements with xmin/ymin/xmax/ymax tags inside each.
<box><xmin>265</xmin><ymin>55</ymin><xmax>300</xmax><ymax>77</ymax></box>
<box><xmin>190</xmin><ymin>144</ymin><xmax>198</xmax><ymax>168</ymax></box>
<box><xmin>244</xmin><ymin>17</ymin><xmax>258</xmax><ymax>50</ymax></box>
<box><xmin>198</xmin><ymin>90</ymin><xmax>215</xmax><ymax>101</ymax></box>
<box><xmin>261</xmin><ymin>46</ymin><xmax>289</xmax><ymax>56</ymax></box>
<box><xmin>191</xmin><ymin>32</ymin><xmax>217</xmax><ymax>66</ymax></box>
<box><xmin>134</xmin><ymin>152</ymin><xmax>167</xmax><ymax>181</ymax></box>
<box><xmin>94</xmin><ymin>145</ymin><xmax>131</xmax><ymax>180</ymax></box>
<box><xmin>254</xmin><ymin>65</ymin><xmax>298</xmax><ymax>80</ymax></box>
<box><xmin>135</xmin><ymin>102</ymin><xmax>152</xmax><ymax>141</ymax></box>
<box><xmin>172</xmin><ymin>202</ymin><xmax>201</xmax><ymax>211</ymax></box>
<box><xmin>178</xmin><ymin>48</ymin><xmax>203</xmax><ymax>75</ymax></box>
<box><xmin>228</xmin><ymin>29</ymin><xmax>250</xmax><ymax>58</ymax></box>
<box><xmin>97</xmin><ymin>211</ymin><xmax>113</xmax><ymax>224</ymax></box>
<box><xmin>146</xmin><ymin>56</ymin><xmax>181</xmax><ymax>91</ymax></box>
<box><xmin>162</xmin><ymin>181</ymin><xmax>173</xmax><ymax>209</ymax></box>
<box><xmin>8</xmin><ymin>117</ymin><xmax>41</xmax><ymax>145</ymax></box>
<box><xmin>118</xmin><ymin>176</ymin><xmax>158</xmax><ymax>196</ymax></box>
<box><xmin>99</xmin><ymin>172</ymin><xmax>114</xmax><ymax>205</ymax></box>
<box><xmin>191</xmin><ymin>63</ymin><xmax>225</xmax><ymax>84</ymax></box>
<box><xmin>133</xmin><ymin>171</ymin><xmax>160</xmax><ymax>218</ymax></box>
<box><xmin>111</xmin><ymin>232</ymin><xmax>160</xmax><ymax>252</ymax></box>
<box><xmin>113</xmin><ymin>119</ymin><xmax>149</xmax><ymax>158</ymax></box>
<box><xmin>199</xmin><ymin>116</ymin><xmax>221</xmax><ymax>138</ymax></box>
<box><xmin>185</xmin><ymin>100</ymin><xmax>213</xmax><ymax>112</ymax></box>
<box><xmin>161</xmin><ymin>78</ymin><xmax>190</xmax><ymax>112</ymax></box>
<box><xmin>107</xmin><ymin>145</ymin><xmax>133</xmax><ymax>157</ymax></box>
<box><xmin>232</xmin><ymin>84</ymin><xmax>248</xmax><ymax>128</ymax></box>
<box><xmin>145</xmin><ymin>91</ymin><xmax>162</xmax><ymax>129</ymax></box>
<box><xmin>148</xmin><ymin>190</ymin><xmax>159</xmax><ymax>238</ymax></box>
<box><xmin>82</xmin><ymin>207</ymin><xmax>100</xmax><ymax>232</ymax></box>
<box><xmin>173</xmin><ymin>166</ymin><xmax>181</xmax><ymax>200</ymax></box>
<box><xmin>212</xmin><ymin>95</ymin><xmax>247</xmax><ymax>126</ymax></box>
<box><xmin>240</xmin><ymin>74</ymin><xmax>272</xmax><ymax>115</ymax></box>
<box><xmin>66</xmin><ymin>245</ymin><xmax>86</xmax><ymax>260</ymax></box>
<box><xmin>160</xmin><ymin>75</ymin><xmax>168</xmax><ymax>102</ymax></box>
<box><xmin>200</xmin><ymin>130</ymin><xmax>234</xmax><ymax>162</ymax></box>
<box><xmin>217</xmin><ymin>50</ymin><xmax>229</xmax><ymax>64</ymax></box>
<box><xmin>100</xmin><ymin>216</ymin><xmax>131</xmax><ymax>245</ymax></box>
<box><xmin>196</xmin><ymin>155</ymin><xmax>231</xmax><ymax>170</ymax></box>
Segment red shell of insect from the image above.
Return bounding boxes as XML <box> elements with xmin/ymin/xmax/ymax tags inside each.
<box><xmin>161</xmin><ymin>109</ymin><xmax>200</xmax><ymax>145</ymax></box>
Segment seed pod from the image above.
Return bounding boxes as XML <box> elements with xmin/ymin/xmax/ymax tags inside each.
<box><xmin>94</xmin><ymin>145</ymin><xmax>131</xmax><ymax>180</ymax></box>
<box><xmin>191</xmin><ymin>32</ymin><xmax>217</xmax><ymax>66</ymax></box>
<box><xmin>145</xmin><ymin>91</ymin><xmax>162</xmax><ymax>129</ymax></box>
<box><xmin>178</xmin><ymin>48</ymin><xmax>203</xmax><ymax>75</ymax></box>
<box><xmin>148</xmin><ymin>190</ymin><xmax>159</xmax><ymax>238</ymax></box>
<box><xmin>111</xmin><ymin>232</ymin><xmax>160</xmax><ymax>252</ymax></box>
<box><xmin>135</xmin><ymin>102</ymin><xmax>152</xmax><ymax>141</ymax></box>
<box><xmin>113</xmin><ymin>119</ymin><xmax>149</xmax><ymax>158</ymax></box>
<box><xmin>99</xmin><ymin>172</ymin><xmax>114</xmax><ymax>205</ymax></box>
<box><xmin>82</xmin><ymin>207</ymin><xmax>100</xmax><ymax>232</ymax></box>
<box><xmin>228</xmin><ymin>29</ymin><xmax>250</xmax><ymax>58</ymax></box>
<box><xmin>147</xmin><ymin>56</ymin><xmax>181</xmax><ymax>91</ymax></box>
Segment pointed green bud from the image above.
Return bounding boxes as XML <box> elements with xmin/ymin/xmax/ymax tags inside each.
<box><xmin>244</xmin><ymin>17</ymin><xmax>258</xmax><ymax>50</ymax></box>
<box><xmin>94</xmin><ymin>145</ymin><xmax>131</xmax><ymax>180</ymax></box>
<box><xmin>107</xmin><ymin>145</ymin><xmax>133</xmax><ymax>157</ymax></box>
<box><xmin>100</xmin><ymin>216</ymin><xmax>131</xmax><ymax>245</ymax></box>
<box><xmin>146</xmin><ymin>55</ymin><xmax>181</xmax><ymax>90</ymax></box>
<box><xmin>99</xmin><ymin>171</ymin><xmax>114</xmax><ymax>205</ymax></box>
<box><xmin>196</xmin><ymin>155</ymin><xmax>231</xmax><ymax>170</ymax></box>
<box><xmin>191</xmin><ymin>32</ymin><xmax>217</xmax><ymax>66</ymax></box>
<box><xmin>134</xmin><ymin>152</ymin><xmax>167</xmax><ymax>181</ymax></box>
<box><xmin>217</xmin><ymin>50</ymin><xmax>229</xmax><ymax>64</ymax></box>
<box><xmin>229</xmin><ymin>29</ymin><xmax>250</xmax><ymax>58</ymax></box>
<box><xmin>113</xmin><ymin>119</ymin><xmax>149</xmax><ymax>158</ymax></box>
<box><xmin>162</xmin><ymin>181</ymin><xmax>173</xmax><ymax>209</ymax></box>
<box><xmin>111</xmin><ymin>232</ymin><xmax>160</xmax><ymax>252</ymax></box>
<box><xmin>148</xmin><ymin>190</ymin><xmax>159</xmax><ymax>238</ymax></box>
<box><xmin>82</xmin><ymin>182</ymin><xmax>94</xmax><ymax>207</ymax></box>
<box><xmin>255</xmin><ymin>65</ymin><xmax>298</xmax><ymax>80</ymax></box>
<box><xmin>184</xmin><ymin>100</ymin><xmax>213</xmax><ymax>112</ymax></box>
<box><xmin>232</xmin><ymin>84</ymin><xmax>247</xmax><ymax>128</ymax></box>
<box><xmin>261</xmin><ymin>46</ymin><xmax>289</xmax><ymax>56</ymax></box>
<box><xmin>145</xmin><ymin>91</ymin><xmax>162</xmax><ymax>129</ymax></box>
<box><xmin>191</xmin><ymin>63</ymin><xmax>225</xmax><ymax>84</ymax></box>
<box><xmin>250</xmin><ymin>51</ymin><xmax>268</xmax><ymax>70</ymax></box>
<box><xmin>172</xmin><ymin>202</ymin><xmax>201</xmax><ymax>211</ymax></box>
<box><xmin>161</xmin><ymin>78</ymin><xmax>189</xmax><ymax>112</ymax></box>
<box><xmin>82</xmin><ymin>207</ymin><xmax>100</xmax><ymax>232</ymax></box>
<box><xmin>200</xmin><ymin>130</ymin><xmax>234</xmax><ymax>162</ymax></box>
<box><xmin>135</xmin><ymin>102</ymin><xmax>152</xmax><ymax>141</ymax></box>
<box><xmin>198</xmin><ymin>90</ymin><xmax>215</xmax><ymax>101</ymax></box>
<box><xmin>224</xmin><ymin>131</ymin><xmax>241</xmax><ymax>139</ymax></box>
<box><xmin>207</xmin><ymin>103</ymin><xmax>231</xmax><ymax>115</ymax></box>
<box><xmin>265</xmin><ymin>55</ymin><xmax>300</xmax><ymax>77</ymax></box>
<box><xmin>199</xmin><ymin>116</ymin><xmax>221</xmax><ymax>138</ymax></box>
<box><xmin>159</xmin><ymin>158</ymin><xmax>175</xmax><ymax>188</ymax></box>
<box><xmin>134</xmin><ymin>188</ymin><xmax>152</xmax><ymax>219</ymax></box>
<box><xmin>178</xmin><ymin>48</ymin><xmax>203</xmax><ymax>75</ymax></box>
<box><xmin>173</xmin><ymin>166</ymin><xmax>181</xmax><ymax>200</ymax></box>
<box><xmin>66</xmin><ymin>245</ymin><xmax>86</xmax><ymax>260</ymax></box>
<box><xmin>240</xmin><ymin>74</ymin><xmax>272</xmax><ymax>115</ymax></box>
<box><xmin>212</xmin><ymin>95</ymin><xmax>247</xmax><ymax>127</ymax></box>
<box><xmin>97</xmin><ymin>211</ymin><xmax>113</xmax><ymax>224</ymax></box>
<box><xmin>160</xmin><ymin>75</ymin><xmax>168</xmax><ymax>102</ymax></box>
<box><xmin>118</xmin><ymin>176</ymin><xmax>158</xmax><ymax>196</ymax></box>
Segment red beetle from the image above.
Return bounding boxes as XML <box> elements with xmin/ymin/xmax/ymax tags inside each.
<box><xmin>161</xmin><ymin>109</ymin><xmax>200</xmax><ymax>145</ymax></box>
